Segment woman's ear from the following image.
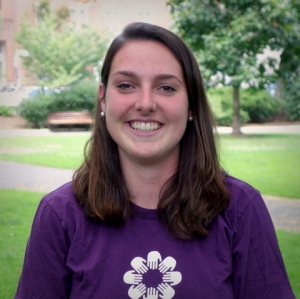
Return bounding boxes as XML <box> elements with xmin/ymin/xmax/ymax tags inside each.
<box><xmin>98</xmin><ymin>83</ymin><xmax>106</xmax><ymax>112</ymax></box>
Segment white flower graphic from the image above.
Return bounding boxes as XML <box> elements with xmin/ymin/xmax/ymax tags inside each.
<box><xmin>123</xmin><ymin>251</ymin><xmax>182</xmax><ymax>299</ymax></box>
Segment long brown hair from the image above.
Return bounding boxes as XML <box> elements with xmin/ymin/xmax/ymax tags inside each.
<box><xmin>73</xmin><ymin>22</ymin><xmax>230</xmax><ymax>239</ymax></box>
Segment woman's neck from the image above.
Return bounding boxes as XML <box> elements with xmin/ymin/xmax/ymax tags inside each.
<box><xmin>120</xmin><ymin>156</ymin><xmax>178</xmax><ymax>209</ymax></box>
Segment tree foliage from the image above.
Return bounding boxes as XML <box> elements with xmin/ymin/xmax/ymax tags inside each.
<box><xmin>207</xmin><ymin>87</ymin><xmax>279</xmax><ymax>125</ymax></box>
<box><xmin>282</xmin><ymin>75</ymin><xmax>300</xmax><ymax>121</ymax></box>
<box><xmin>168</xmin><ymin>0</ymin><xmax>300</xmax><ymax>132</ymax></box>
<box><xmin>19</xmin><ymin>80</ymin><xmax>98</xmax><ymax>128</ymax></box>
<box><xmin>15</xmin><ymin>0</ymin><xmax>107</xmax><ymax>89</ymax></box>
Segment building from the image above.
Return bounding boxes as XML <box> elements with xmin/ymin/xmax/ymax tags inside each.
<box><xmin>0</xmin><ymin>0</ymin><xmax>171</xmax><ymax>89</ymax></box>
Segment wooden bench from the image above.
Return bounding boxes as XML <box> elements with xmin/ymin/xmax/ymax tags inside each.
<box><xmin>46</xmin><ymin>111</ymin><xmax>93</xmax><ymax>130</ymax></box>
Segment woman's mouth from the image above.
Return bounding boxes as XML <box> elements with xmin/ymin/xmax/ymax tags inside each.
<box><xmin>130</xmin><ymin>121</ymin><xmax>162</xmax><ymax>132</ymax></box>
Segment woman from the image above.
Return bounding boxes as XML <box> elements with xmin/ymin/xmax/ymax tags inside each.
<box><xmin>15</xmin><ymin>22</ymin><xmax>295</xmax><ymax>299</ymax></box>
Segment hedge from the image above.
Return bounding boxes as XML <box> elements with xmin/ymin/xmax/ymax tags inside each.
<box><xmin>18</xmin><ymin>80</ymin><xmax>98</xmax><ymax>128</ymax></box>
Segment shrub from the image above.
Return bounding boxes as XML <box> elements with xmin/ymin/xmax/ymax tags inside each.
<box><xmin>0</xmin><ymin>105</ymin><xmax>14</xmax><ymax>117</ymax></box>
<box><xmin>18</xmin><ymin>80</ymin><xmax>98</xmax><ymax>128</ymax></box>
<box><xmin>283</xmin><ymin>81</ymin><xmax>300</xmax><ymax>121</ymax></box>
<box><xmin>18</xmin><ymin>94</ymin><xmax>52</xmax><ymax>128</ymax></box>
<box><xmin>47</xmin><ymin>80</ymin><xmax>98</xmax><ymax>113</ymax></box>
<box><xmin>207</xmin><ymin>87</ymin><xmax>250</xmax><ymax>126</ymax></box>
<box><xmin>241</xmin><ymin>89</ymin><xmax>279</xmax><ymax>123</ymax></box>
<box><xmin>207</xmin><ymin>87</ymin><xmax>279</xmax><ymax>125</ymax></box>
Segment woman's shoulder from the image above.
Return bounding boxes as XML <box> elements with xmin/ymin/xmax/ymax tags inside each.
<box><xmin>225</xmin><ymin>174</ymin><xmax>262</xmax><ymax>208</ymax></box>
<box><xmin>222</xmin><ymin>174</ymin><xmax>268</xmax><ymax>228</ymax></box>
<box><xmin>38</xmin><ymin>182</ymin><xmax>84</xmax><ymax>223</ymax></box>
<box><xmin>225</xmin><ymin>174</ymin><xmax>259</xmax><ymax>198</ymax></box>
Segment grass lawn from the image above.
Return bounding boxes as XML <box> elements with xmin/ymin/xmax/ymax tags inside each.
<box><xmin>0</xmin><ymin>134</ymin><xmax>90</xmax><ymax>170</ymax></box>
<box><xmin>277</xmin><ymin>230</ymin><xmax>300</xmax><ymax>298</ymax></box>
<box><xmin>0</xmin><ymin>133</ymin><xmax>299</xmax><ymax>199</ymax></box>
<box><xmin>0</xmin><ymin>189</ymin><xmax>299</xmax><ymax>299</ymax></box>
<box><xmin>0</xmin><ymin>133</ymin><xmax>90</xmax><ymax>169</ymax></box>
<box><xmin>219</xmin><ymin>134</ymin><xmax>300</xmax><ymax>199</ymax></box>
<box><xmin>0</xmin><ymin>189</ymin><xmax>46</xmax><ymax>299</ymax></box>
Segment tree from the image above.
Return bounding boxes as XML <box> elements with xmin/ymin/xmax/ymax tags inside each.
<box><xmin>168</xmin><ymin>0</ymin><xmax>299</xmax><ymax>134</ymax></box>
<box><xmin>15</xmin><ymin>0</ymin><xmax>107</xmax><ymax>89</ymax></box>
<box><xmin>266</xmin><ymin>0</ymin><xmax>300</xmax><ymax>107</ymax></box>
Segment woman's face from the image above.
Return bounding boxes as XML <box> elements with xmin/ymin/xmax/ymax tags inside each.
<box><xmin>99</xmin><ymin>40</ymin><xmax>190</xmax><ymax>166</ymax></box>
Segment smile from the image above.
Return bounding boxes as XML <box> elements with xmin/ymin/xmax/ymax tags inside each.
<box><xmin>130</xmin><ymin>122</ymin><xmax>161</xmax><ymax>132</ymax></box>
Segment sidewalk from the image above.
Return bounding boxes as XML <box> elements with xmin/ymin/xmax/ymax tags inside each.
<box><xmin>0</xmin><ymin>123</ymin><xmax>300</xmax><ymax>137</ymax></box>
<box><xmin>1</xmin><ymin>124</ymin><xmax>300</xmax><ymax>233</ymax></box>
<box><xmin>216</xmin><ymin>124</ymin><xmax>300</xmax><ymax>135</ymax></box>
<box><xmin>263</xmin><ymin>196</ymin><xmax>300</xmax><ymax>234</ymax></box>
<box><xmin>0</xmin><ymin>160</ymin><xmax>74</xmax><ymax>193</ymax></box>
<box><xmin>0</xmin><ymin>159</ymin><xmax>299</xmax><ymax>233</ymax></box>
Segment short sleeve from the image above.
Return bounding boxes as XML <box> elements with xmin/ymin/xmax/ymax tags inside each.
<box><xmin>14</xmin><ymin>196</ymin><xmax>72</xmax><ymax>299</ymax></box>
<box><xmin>232</xmin><ymin>192</ymin><xmax>295</xmax><ymax>299</ymax></box>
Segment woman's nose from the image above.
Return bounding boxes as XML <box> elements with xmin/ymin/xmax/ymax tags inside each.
<box><xmin>134</xmin><ymin>89</ymin><xmax>157</xmax><ymax>113</ymax></box>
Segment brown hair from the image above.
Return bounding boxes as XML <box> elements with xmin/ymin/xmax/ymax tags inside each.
<box><xmin>73</xmin><ymin>22</ymin><xmax>230</xmax><ymax>239</ymax></box>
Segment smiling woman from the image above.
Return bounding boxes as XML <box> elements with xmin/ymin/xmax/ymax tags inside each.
<box><xmin>14</xmin><ymin>23</ymin><xmax>296</xmax><ymax>299</ymax></box>
<box><xmin>99</xmin><ymin>40</ymin><xmax>189</xmax><ymax>174</ymax></box>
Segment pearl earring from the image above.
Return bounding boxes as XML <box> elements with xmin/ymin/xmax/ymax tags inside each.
<box><xmin>100</xmin><ymin>111</ymin><xmax>105</xmax><ymax>118</ymax></box>
<box><xmin>188</xmin><ymin>116</ymin><xmax>193</xmax><ymax>121</ymax></box>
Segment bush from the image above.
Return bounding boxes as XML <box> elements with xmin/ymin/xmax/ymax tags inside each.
<box><xmin>241</xmin><ymin>89</ymin><xmax>280</xmax><ymax>123</ymax></box>
<box><xmin>0</xmin><ymin>105</ymin><xmax>14</xmax><ymax>117</ymax></box>
<box><xmin>207</xmin><ymin>87</ymin><xmax>250</xmax><ymax>126</ymax></box>
<box><xmin>18</xmin><ymin>94</ymin><xmax>52</xmax><ymax>128</ymax></box>
<box><xmin>47</xmin><ymin>80</ymin><xmax>98</xmax><ymax>113</ymax></box>
<box><xmin>18</xmin><ymin>80</ymin><xmax>98</xmax><ymax>128</ymax></box>
<box><xmin>207</xmin><ymin>87</ymin><xmax>279</xmax><ymax>125</ymax></box>
<box><xmin>283</xmin><ymin>81</ymin><xmax>300</xmax><ymax>121</ymax></box>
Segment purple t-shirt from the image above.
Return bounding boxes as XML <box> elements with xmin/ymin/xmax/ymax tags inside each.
<box><xmin>15</xmin><ymin>176</ymin><xmax>295</xmax><ymax>299</ymax></box>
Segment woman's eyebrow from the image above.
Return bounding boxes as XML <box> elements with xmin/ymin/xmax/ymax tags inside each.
<box><xmin>112</xmin><ymin>70</ymin><xmax>183</xmax><ymax>84</ymax></box>
<box><xmin>155</xmin><ymin>74</ymin><xmax>183</xmax><ymax>84</ymax></box>
<box><xmin>112</xmin><ymin>70</ymin><xmax>138</xmax><ymax>79</ymax></box>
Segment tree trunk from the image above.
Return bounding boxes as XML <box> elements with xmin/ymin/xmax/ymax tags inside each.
<box><xmin>275</xmin><ymin>77</ymin><xmax>285</xmax><ymax>119</ymax></box>
<box><xmin>231</xmin><ymin>87</ymin><xmax>243</xmax><ymax>136</ymax></box>
<box><xmin>275</xmin><ymin>77</ymin><xmax>284</xmax><ymax>101</ymax></box>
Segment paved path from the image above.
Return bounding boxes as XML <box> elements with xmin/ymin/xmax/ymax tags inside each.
<box><xmin>263</xmin><ymin>195</ymin><xmax>300</xmax><ymax>234</ymax></box>
<box><xmin>216</xmin><ymin>124</ymin><xmax>300</xmax><ymax>135</ymax></box>
<box><xmin>0</xmin><ymin>125</ymin><xmax>300</xmax><ymax>233</ymax></box>
<box><xmin>0</xmin><ymin>124</ymin><xmax>300</xmax><ymax>137</ymax></box>
<box><xmin>0</xmin><ymin>160</ymin><xmax>74</xmax><ymax>193</ymax></box>
<box><xmin>0</xmin><ymin>159</ymin><xmax>299</xmax><ymax>233</ymax></box>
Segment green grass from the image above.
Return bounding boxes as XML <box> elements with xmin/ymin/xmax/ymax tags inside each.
<box><xmin>0</xmin><ymin>134</ymin><xmax>90</xmax><ymax>169</ymax></box>
<box><xmin>219</xmin><ymin>134</ymin><xmax>300</xmax><ymax>199</ymax></box>
<box><xmin>277</xmin><ymin>231</ymin><xmax>300</xmax><ymax>299</ymax></box>
<box><xmin>0</xmin><ymin>189</ymin><xmax>46</xmax><ymax>299</ymax></box>
<box><xmin>0</xmin><ymin>190</ymin><xmax>299</xmax><ymax>298</ymax></box>
<box><xmin>0</xmin><ymin>133</ymin><xmax>299</xmax><ymax>198</ymax></box>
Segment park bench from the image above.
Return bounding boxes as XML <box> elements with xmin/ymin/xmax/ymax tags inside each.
<box><xmin>46</xmin><ymin>111</ymin><xmax>93</xmax><ymax>130</ymax></box>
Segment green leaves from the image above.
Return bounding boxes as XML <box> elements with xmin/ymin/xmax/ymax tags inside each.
<box><xmin>169</xmin><ymin>0</ymin><xmax>300</xmax><ymax>130</ymax></box>
<box><xmin>15</xmin><ymin>4</ymin><xmax>107</xmax><ymax>89</ymax></box>
<box><xmin>18</xmin><ymin>80</ymin><xmax>98</xmax><ymax>127</ymax></box>
<box><xmin>169</xmin><ymin>0</ymin><xmax>299</xmax><ymax>87</ymax></box>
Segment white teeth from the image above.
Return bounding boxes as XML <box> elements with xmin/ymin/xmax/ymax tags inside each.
<box><xmin>130</xmin><ymin>122</ymin><xmax>161</xmax><ymax>132</ymax></box>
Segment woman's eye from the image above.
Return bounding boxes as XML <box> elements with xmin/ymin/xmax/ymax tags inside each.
<box><xmin>160</xmin><ymin>85</ymin><xmax>176</xmax><ymax>92</ymax></box>
<box><xmin>117</xmin><ymin>83</ymin><xmax>132</xmax><ymax>89</ymax></box>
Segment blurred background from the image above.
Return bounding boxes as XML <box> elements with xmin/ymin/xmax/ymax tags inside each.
<box><xmin>0</xmin><ymin>0</ymin><xmax>299</xmax><ymax>130</ymax></box>
<box><xmin>0</xmin><ymin>1</ymin><xmax>299</xmax><ymax>298</ymax></box>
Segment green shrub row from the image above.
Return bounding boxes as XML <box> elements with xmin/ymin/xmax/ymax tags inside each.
<box><xmin>207</xmin><ymin>87</ymin><xmax>280</xmax><ymax>126</ymax></box>
<box><xmin>18</xmin><ymin>80</ymin><xmax>98</xmax><ymax>127</ymax></box>
<box><xmin>18</xmin><ymin>82</ymin><xmax>282</xmax><ymax>128</ymax></box>
<box><xmin>0</xmin><ymin>105</ymin><xmax>14</xmax><ymax>117</ymax></box>
<box><xmin>282</xmin><ymin>80</ymin><xmax>300</xmax><ymax>121</ymax></box>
